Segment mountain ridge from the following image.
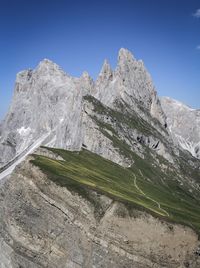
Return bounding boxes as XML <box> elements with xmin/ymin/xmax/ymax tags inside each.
<box><xmin>0</xmin><ymin>48</ymin><xmax>200</xmax><ymax>267</ymax></box>
<box><xmin>0</xmin><ymin>48</ymin><xmax>169</xmax><ymax>170</ymax></box>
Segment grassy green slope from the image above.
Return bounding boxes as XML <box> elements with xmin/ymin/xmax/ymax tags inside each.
<box><xmin>32</xmin><ymin>148</ymin><xmax>200</xmax><ymax>232</ymax></box>
<box><xmin>31</xmin><ymin>95</ymin><xmax>200</xmax><ymax>232</ymax></box>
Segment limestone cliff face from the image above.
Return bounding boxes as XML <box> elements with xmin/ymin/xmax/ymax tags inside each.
<box><xmin>95</xmin><ymin>48</ymin><xmax>166</xmax><ymax>126</ymax></box>
<box><xmin>0</xmin><ymin>49</ymin><xmax>167</xmax><ymax>169</ymax></box>
<box><xmin>0</xmin><ymin>59</ymin><xmax>85</xmax><ymax>167</ymax></box>
<box><xmin>0</xmin><ymin>155</ymin><xmax>199</xmax><ymax>268</ymax></box>
<box><xmin>161</xmin><ymin>97</ymin><xmax>200</xmax><ymax>159</ymax></box>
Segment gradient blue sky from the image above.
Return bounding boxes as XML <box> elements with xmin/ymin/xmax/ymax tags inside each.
<box><xmin>0</xmin><ymin>0</ymin><xmax>200</xmax><ymax>119</ymax></box>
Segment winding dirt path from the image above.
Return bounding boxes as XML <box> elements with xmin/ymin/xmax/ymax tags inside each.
<box><xmin>133</xmin><ymin>171</ymin><xmax>169</xmax><ymax>217</ymax></box>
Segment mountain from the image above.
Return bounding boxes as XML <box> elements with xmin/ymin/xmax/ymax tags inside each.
<box><xmin>0</xmin><ymin>49</ymin><xmax>200</xmax><ymax>268</ymax></box>
<box><xmin>161</xmin><ymin>97</ymin><xmax>200</xmax><ymax>159</ymax></box>
<box><xmin>0</xmin><ymin>59</ymin><xmax>85</xmax><ymax>168</ymax></box>
<box><xmin>0</xmin><ymin>49</ymin><xmax>168</xmax><ymax>170</ymax></box>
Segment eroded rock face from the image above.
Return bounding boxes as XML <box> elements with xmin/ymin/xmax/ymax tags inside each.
<box><xmin>0</xmin><ymin>49</ymin><xmax>167</xmax><ymax>168</ymax></box>
<box><xmin>94</xmin><ymin>48</ymin><xmax>166</xmax><ymax>126</ymax></box>
<box><xmin>161</xmin><ymin>97</ymin><xmax>200</xmax><ymax>159</ymax></box>
<box><xmin>0</xmin><ymin>59</ymin><xmax>85</xmax><ymax>167</ymax></box>
<box><xmin>0</xmin><ymin>157</ymin><xmax>199</xmax><ymax>268</ymax></box>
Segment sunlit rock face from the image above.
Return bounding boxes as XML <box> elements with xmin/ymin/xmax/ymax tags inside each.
<box><xmin>161</xmin><ymin>97</ymin><xmax>200</xmax><ymax>159</ymax></box>
<box><xmin>94</xmin><ymin>48</ymin><xmax>166</xmax><ymax>126</ymax></box>
<box><xmin>0</xmin><ymin>59</ymin><xmax>87</xmax><ymax>167</ymax></box>
<box><xmin>0</xmin><ymin>48</ymin><xmax>168</xmax><ymax>168</ymax></box>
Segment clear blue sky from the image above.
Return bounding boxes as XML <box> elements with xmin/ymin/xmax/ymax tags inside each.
<box><xmin>0</xmin><ymin>0</ymin><xmax>200</xmax><ymax>119</ymax></box>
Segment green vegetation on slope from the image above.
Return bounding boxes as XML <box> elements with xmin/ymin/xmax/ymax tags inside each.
<box><xmin>84</xmin><ymin>95</ymin><xmax>173</xmax><ymax>165</ymax></box>
<box><xmin>84</xmin><ymin>95</ymin><xmax>158</xmax><ymax>138</ymax></box>
<box><xmin>31</xmin><ymin>148</ymin><xmax>200</xmax><ymax>232</ymax></box>
<box><xmin>31</xmin><ymin>96</ymin><xmax>200</xmax><ymax>233</ymax></box>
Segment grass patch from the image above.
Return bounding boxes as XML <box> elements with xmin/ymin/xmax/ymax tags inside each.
<box><xmin>31</xmin><ymin>148</ymin><xmax>200</xmax><ymax>233</ymax></box>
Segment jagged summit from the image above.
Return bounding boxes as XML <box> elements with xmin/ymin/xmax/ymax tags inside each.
<box><xmin>99</xmin><ymin>59</ymin><xmax>112</xmax><ymax>76</ymax></box>
<box><xmin>96</xmin><ymin>59</ymin><xmax>113</xmax><ymax>86</ymax></box>
<box><xmin>80</xmin><ymin>71</ymin><xmax>93</xmax><ymax>83</ymax></box>
<box><xmin>37</xmin><ymin>58</ymin><xmax>60</xmax><ymax>69</ymax></box>
<box><xmin>39</xmin><ymin>58</ymin><xmax>55</xmax><ymax>65</ymax></box>
<box><xmin>0</xmin><ymin>48</ymin><xmax>192</xmax><ymax>168</ymax></box>
<box><xmin>81</xmin><ymin>71</ymin><xmax>90</xmax><ymax>79</ymax></box>
<box><xmin>15</xmin><ymin>49</ymin><xmax>145</xmax><ymax>85</ymax></box>
<box><xmin>34</xmin><ymin>59</ymin><xmax>71</xmax><ymax>78</ymax></box>
<box><xmin>118</xmin><ymin>48</ymin><xmax>135</xmax><ymax>63</ymax></box>
<box><xmin>79</xmin><ymin>71</ymin><xmax>94</xmax><ymax>93</ymax></box>
<box><xmin>15</xmin><ymin>59</ymin><xmax>65</xmax><ymax>88</ymax></box>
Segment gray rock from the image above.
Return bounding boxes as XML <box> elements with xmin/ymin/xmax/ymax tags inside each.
<box><xmin>0</xmin><ymin>59</ymin><xmax>85</xmax><ymax>167</ymax></box>
<box><xmin>161</xmin><ymin>97</ymin><xmax>200</xmax><ymax>159</ymax></box>
<box><xmin>0</xmin><ymin>49</ymin><xmax>169</xmax><ymax>169</ymax></box>
<box><xmin>95</xmin><ymin>48</ymin><xmax>167</xmax><ymax>127</ymax></box>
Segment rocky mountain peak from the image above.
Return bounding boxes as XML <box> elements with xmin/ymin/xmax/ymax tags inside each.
<box><xmin>91</xmin><ymin>49</ymin><xmax>167</xmax><ymax>128</ymax></box>
<box><xmin>37</xmin><ymin>58</ymin><xmax>58</xmax><ymax>68</ymax></box>
<box><xmin>97</xmin><ymin>59</ymin><xmax>113</xmax><ymax>80</ymax></box>
<box><xmin>0</xmin><ymin>49</ymin><xmax>173</xmax><ymax>168</ymax></box>
<box><xmin>118</xmin><ymin>48</ymin><xmax>135</xmax><ymax>64</ymax></box>
<box><xmin>36</xmin><ymin>58</ymin><xmax>67</xmax><ymax>78</ymax></box>
<box><xmin>79</xmin><ymin>71</ymin><xmax>94</xmax><ymax>94</ymax></box>
<box><xmin>81</xmin><ymin>71</ymin><xmax>91</xmax><ymax>79</ymax></box>
<box><xmin>94</xmin><ymin>59</ymin><xmax>113</xmax><ymax>99</ymax></box>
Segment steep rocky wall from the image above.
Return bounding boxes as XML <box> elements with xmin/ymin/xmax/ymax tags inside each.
<box><xmin>161</xmin><ymin>97</ymin><xmax>200</xmax><ymax>159</ymax></box>
<box><xmin>0</xmin><ymin>49</ymin><xmax>167</xmax><ymax>169</ymax></box>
